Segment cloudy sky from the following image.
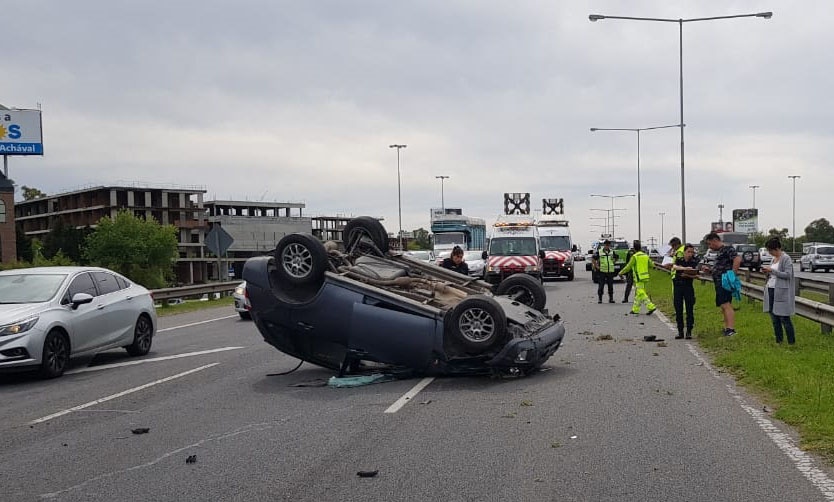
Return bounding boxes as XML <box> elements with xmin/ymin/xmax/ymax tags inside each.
<box><xmin>4</xmin><ymin>1</ymin><xmax>831</xmax><ymax>249</ymax></box>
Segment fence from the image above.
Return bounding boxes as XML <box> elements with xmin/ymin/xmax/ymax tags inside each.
<box><xmin>150</xmin><ymin>281</ymin><xmax>240</xmax><ymax>302</ymax></box>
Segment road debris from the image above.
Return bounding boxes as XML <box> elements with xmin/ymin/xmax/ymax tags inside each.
<box><xmin>520</xmin><ymin>400</ymin><xmax>533</xmax><ymax>407</ymax></box>
<box><xmin>186</xmin><ymin>455</ymin><xmax>197</xmax><ymax>464</ymax></box>
<box><xmin>357</xmin><ymin>470</ymin><xmax>379</xmax><ymax>478</ymax></box>
<box><xmin>131</xmin><ymin>428</ymin><xmax>150</xmax><ymax>435</ymax></box>
<box><xmin>595</xmin><ymin>334</ymin><xmax>613</xmax><ymax>341</ymax></box>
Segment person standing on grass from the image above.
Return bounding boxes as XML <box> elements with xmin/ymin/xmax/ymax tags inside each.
<box><xmin>703</xmin><ymin>232</ymin><xmax>741</xmax><ymax>336</ymax></box>
<box><xmin>671</xmin><ymin>244</ymin><xmax>699</xmax><ymax>339</ymax></box>
<box><xmin>761</xmin><ymin>237</ymin><xmax>796</xmax><ymax>345</ymax></box>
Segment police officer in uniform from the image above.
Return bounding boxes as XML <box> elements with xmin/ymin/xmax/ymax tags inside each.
<box><xmin>593</xmin><ymin>240</ymin><xmax>616</xmax><ymax>304</ymax></box>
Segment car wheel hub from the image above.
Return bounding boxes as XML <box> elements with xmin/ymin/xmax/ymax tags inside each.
<box><xmin>458</xmin><ymin>308</ymin><xmax>495</xmax><ymax>342</ymax></box>
<box><xmin>282</xmin><ymin>243</ymin><xmax>313</xmax><ymax>278</ymax></box>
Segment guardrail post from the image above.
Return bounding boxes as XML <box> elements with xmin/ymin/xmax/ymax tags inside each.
<box><xmin>824</xmin><ymin>284</ymin><xmax>834</xmax><ymax>335</ymax></box>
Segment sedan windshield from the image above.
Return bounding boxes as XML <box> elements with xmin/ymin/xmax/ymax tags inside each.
<box><xmin>0</xmin><ymin>274</ymin><xmax>68</xmax><ymax>303</ymax></box>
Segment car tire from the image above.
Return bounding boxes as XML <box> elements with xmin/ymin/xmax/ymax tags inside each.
<box><xmin>238</xmin><ymin>311</ymin><xmax>251</xmax><ymax>320</ymax></box>
<box><xmin>495</xmin><ymin>274</ymin><xmax>547</xmax><ymax>311</ymax></box>
<box><xmin>126</xmin><ymin>314</ymin><xmax>154</xmax><ymax>357</ymax></box>
<box><xmin>448</xmin><ymin>295</ymin><xmax>507</xmax><ymax>353</ymax></box>
<box><xmin>811</xmin><ymin>265</ymin><xmax>816</xmax><ymax>273</ymax></box>
<box><xmin>343</xmin><ymin>216</ymin><xmax>389</xmax><ymax>254</ymax></box>
<box><xmin>275</xmin><ymin>233</ymin><xmax>329</xmax><ymax>287</ymax></box>
<box><xmin>742</xmin><ymin>251</ymin><xmax>754</xmax><ymax>263</ymax></box>
<box><xmin>567</xmin><ymin>271</ymin><xmax>575</xmax><ymax>281</ymax></box>
<box><xmin>800</xmin><ymin>262</ymin><xmax>805</xmax><ymax>272</ymax></box>
<box><xmin>39</xmin><ymin>330</ymin><xmax>70</xmax><ymax>379</ymax></box>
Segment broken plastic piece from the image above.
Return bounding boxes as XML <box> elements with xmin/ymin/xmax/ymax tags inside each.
<box><xmin>131</xmin><ymin>428</ymin><xmax>150</xmax><ymax>435</ymax></box>
<box><xmin>327</xmin><ymin>373</ymin><xmax>394</xmax><ymax>388</ymax></box>
<box><xmin>186</xmin><ymin>455</ymin><xmax>197</xmax><ymax>464</ymax></box>
<box><xmin>357</xmin><ymin>470</ymin><xmax>378</xmax><ymax>478</ymax></box>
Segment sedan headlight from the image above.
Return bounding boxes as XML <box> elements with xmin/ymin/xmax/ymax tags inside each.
<box><xmin>0</xmin><ymin>317</ymin><xmax>39</xmax><ymax>336</ymax></box>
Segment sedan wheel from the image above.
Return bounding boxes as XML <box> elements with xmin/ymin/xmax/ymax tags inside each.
<box><xmin>126</xmin><ymin>315</ymin><xmax>153</xmax><ymax>356</ymax></box>
<box><xmin>448</xmin><ymin>296</ymin><xmax>507</xmax><ymax>353</ymax></box>
<box><xmin>39</xmin><ymin>331</ymin><xmax>70</xmax><ymax>379</ymax></box>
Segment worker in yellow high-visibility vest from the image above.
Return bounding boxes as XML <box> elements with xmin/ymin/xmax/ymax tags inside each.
<box><xmin>619</xmin><ymin>239</ymin><xmax>656</xmax><ymax>315</ymax></box>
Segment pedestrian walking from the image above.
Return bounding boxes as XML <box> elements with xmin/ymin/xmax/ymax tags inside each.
<box><xmin>619</xmin><ymin>240</ymin><xmax>656</xmax><ymax>315</ymax></box>
<box><xmin>671</xmin><ymin>244</ymin><xmax>700</xmax><ymax>339</ymax></box>
<box><xmin>593</xmin><ymin>240</ymin><xmax>616</xmax><ymax>304</ymax></box>
<box><xmin>622</xmin><ymin>244</ymin><xmax>636</xmax><ymax>303</ymax></box>
<box><xmin>702</xmin><ymin>232</ymin><xmax>741</xmax><ymax>336</ymax></box>
<box><xmin>761</xmin><ymin>237</ymin><xmax>796</xmax><ymax>344</ymax></box>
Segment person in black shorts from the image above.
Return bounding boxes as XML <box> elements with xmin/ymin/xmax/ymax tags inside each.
<box><xmin>703</xmin><ymin>232</ymin><xmax>741</xmax><ymax>336</ymax></box>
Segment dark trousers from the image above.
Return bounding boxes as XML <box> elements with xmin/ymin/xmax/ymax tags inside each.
<box><xmin>673</xmin><ymin>279</ymin><xmax>695</xmax><ymax>333</ymax></box>
<box><xmin>768</xmin><ymin>287</ymin><xmax>796</xmax><ymax>344</ymax></box>
<box><xmin>597</xmin><ymin>272</ymin><xmax>615</xmax><ymax>300</ymax></box>
<box><xmin>623</xmin><ymin>274</ymin><xmax>633</xmax><ymax>301</ymax></box>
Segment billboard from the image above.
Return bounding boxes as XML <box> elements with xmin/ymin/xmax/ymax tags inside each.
<box><xmin>711</xmin><ymin>221</ymin><xmax>735</xmax><ymax>233</ymax></box>
<box><xmin>0</xmin><ymin>109</ymin><xmax>43</xmax><ymax>155</ymax></box>
<box><xmin>732</xmin><ymin>208</ymin><xmax>758</xmax><ymax>234</ymax></box>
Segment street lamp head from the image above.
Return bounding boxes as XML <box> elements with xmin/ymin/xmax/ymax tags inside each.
<box><xmin>756</xmin><ymin>12</ymin><xmax>773</xmax><ymax>19</ymax></box>
<box><xmin>589</xmin><ymin>14</ymin><xmax>605</xmax><ymax>21</ymax></box>
<box><xmin>389</xmin><ymin>144</ymin><xmax>407</xmax><ymax>149</ymax></box>
<box><xmin>590</xmin><ymin>128</ymin><xmax>598</xmax><ymax>132</ymax></box>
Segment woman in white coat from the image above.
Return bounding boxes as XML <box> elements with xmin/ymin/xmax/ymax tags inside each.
<box><xmin>761</xmin><ymin>237</ymin><xmax>796</xmax><ymax>344</ymax></box>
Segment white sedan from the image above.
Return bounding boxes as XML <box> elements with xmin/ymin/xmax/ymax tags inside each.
<box><xmin>0</xmin><ymin>267</ymin><xmax>157</xmax><ymax>378</ymax></box>
<box><xmin>463</xmin><ymin>250</ymin><xmax>486</xmax><ymax>278</ymax></box>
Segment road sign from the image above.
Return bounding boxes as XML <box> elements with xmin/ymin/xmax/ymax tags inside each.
<box><xmin>206</xmin><ymin>224</ymin><xmax>234</xmax><ymax>255</ymax></box>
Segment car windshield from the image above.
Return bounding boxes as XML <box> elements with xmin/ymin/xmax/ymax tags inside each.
<box><xmin>817</xmin><ymin>247</ymin><xmax>834</xmax><ymax>255</ymax></box>
<box><xmin>489</xmin><ymin>237</ymin><xmax>537</xmax><ymax>256</ymax></box>
<box><xmin>614</xmin><ymin>241</ymin><xmax>629</xmax><ymax>250</ymax></box>
<box><xmin>463</xmin><ymin>251</ymin><xmax>482</xmax><ymax>261</ymax></box>
<box><xmin>0</xmin><ymin>273</ymin><xmax>68</xmax><ymax>303</ymax></box>
<box><xmin>540</xmin><ymin>236</ymin><xmax>571</xmax><ymax>250</ymax></box>
<box><xmin>408</xmin><ymin>251</ymin><xmax>432</xmax><ymax>260</ymax></box>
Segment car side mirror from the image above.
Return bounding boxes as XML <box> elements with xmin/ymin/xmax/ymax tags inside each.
<box><xmin>70</xmin><ymin>292</ymin><xmax>94</xmax><ymax>310</ymax></box>
<box><xmin>572</xmin><ymin>245</ymin><xmax>578</xmax><ymax>252</ymax></box>
<box><xmin>481</xmin><ymin>251</ymin><xmax>488</xmax><ymax>260</ymax></box>
<box><xmin>539</xmin><ymin>250</ymin><xmax>546</xmax><ymax>259</ymax></box>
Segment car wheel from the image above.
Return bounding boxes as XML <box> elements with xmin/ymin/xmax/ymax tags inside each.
<box><xmin>275</xmin><ymin>233</ymin><xmax>329</xmax><ymax>287</ymax></box>
<box><xmin>39</xmin><ymin>330</ymin><xmax>70</xmax><ymax>379</ymax></box>
<box><xmin>800</xmin><ymin>262</ymin><xmax>805</xmax><ymax>271</ymax></box>
<box><xmin>448</xmin><ymin>295</ymin><xmax>507</xmax><ymax>353</ymax></box>
<box><xmin>567</xmin><ymin>271</ymin><xmax>575</xmax><ymax>281</ymax></box>
<box><xmin>495</xmin><ymin>274</ymin><xmax>547</xmax><ymax>311</ymax></box>
<box><xmin>126</xmin><ymin>314</ymin><xmax>154</xmax><ymax>356</ymax></box>
<box><xmin>238</xmin><ymin>311</ymin><xmax>252</xmax><ymax>320</ymax></box>
<box><xmin>343</xmin><ymin>216</ymin><xmax>389</xmax><ymax>254</ymax></box>
<box><xmin>811</xmin><ymin>265</ymin><xmax>816</xmax><ymax>273</ymax></box>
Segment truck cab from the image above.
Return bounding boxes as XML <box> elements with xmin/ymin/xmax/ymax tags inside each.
<box><xmin>536</xmin><ymin>216</ymin><xmax>574</xmax><ymax>281</ymax></box>
<box><xmin>482</xmin><ymin>215</ymin><xmax>543</xmax><ymax>285</ymax></box>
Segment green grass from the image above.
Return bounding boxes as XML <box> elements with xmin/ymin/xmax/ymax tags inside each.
<box><xmin>154</xmin><ymin>296</ymin><xmax>235</xmax><ymax>317</ymax></box>
<box><xmin>645</xmin><ymin>269</ymin><xmax>834</xmax><ymax>462</ymax></box>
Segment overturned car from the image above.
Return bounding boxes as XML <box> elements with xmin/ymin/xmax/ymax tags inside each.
<box><xmin>243</xmin><ymin>217</ymin><xmax>565</xmax><ymax>376</ymax></box>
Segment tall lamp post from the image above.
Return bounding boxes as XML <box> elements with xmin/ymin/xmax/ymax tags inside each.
<box><xmin>591</xmin><ymin>194</ymin><xmax>635</xmax><ymax>239</ymax></box>
<box><xmin>590</xmin><ymin>10</ymin><xmax>772</xmax><ymax>244</ymax></box>
<box><xmin>658</xmin><ymin>212</ymin><xmax>666</xmax><ymax>244</ymax></box>
<box><xmin>435</xmin><ymin>175</ymin><xmax>450</xmax><ymax>213</ymax></box>
<box><xmin>749</xmin><ymin>185</ymin><xmax>760</xmax><ymax>209</ymax></box>
<box><xmin>590</xmin><ymin>123</ymin><xmax>683</xmax><ymax>242</ymax></box>
<box><xmin>389</xmin><ymin>144</ymin><xmax>407</xmax><ymax>250</ymax></box>
<box><xmin>789</xmin><ymin>175</ymin><xmax>801</xmax><ymax>252</ymax></box>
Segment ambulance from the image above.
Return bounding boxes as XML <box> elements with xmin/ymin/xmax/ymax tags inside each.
<box><xmin>483</xmin><ymin>215</ymin><xmax>543</xmax><ymax>285</ymax></box>
<box><xmin>535</xmin><ymin>216</ymin><xmax>574</xmax><ymax>281</ymax></box>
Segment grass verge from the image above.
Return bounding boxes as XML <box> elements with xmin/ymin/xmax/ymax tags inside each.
<box><xmin>155</xmin><ymin>296</ymin><xmax>235</xmax><ymax>317</ymax></box>
<box><xmin>645</xmin><ymin>268</ymin><xmax>834</xmax><ymax>463</ymax></box>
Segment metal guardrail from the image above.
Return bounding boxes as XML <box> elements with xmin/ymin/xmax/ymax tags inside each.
<box><xmin>150</xmin><ymin>281</ymin><xmax>239</xmax><ymax>302</ymax></box>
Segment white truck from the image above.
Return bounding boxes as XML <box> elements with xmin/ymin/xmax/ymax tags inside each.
<box><xmin>483</xmin><ymin>214</ymin><xmax>543</xmax><ymax>285</ymax></box>
<box><xmin>535</xmin><ymin>216</ymin><xmax>574</xmax><ymax>281</ymax></box>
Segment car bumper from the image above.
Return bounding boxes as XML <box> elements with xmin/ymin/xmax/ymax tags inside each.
<box><xmin>486</xmin><ymin>321</ymin><xmax>565</xmax><ymax>370</ymax></box>
<box><xmin>0</xmin><ymin>329</ymin><xmax>46</xmax><ymax>371</ymax></box>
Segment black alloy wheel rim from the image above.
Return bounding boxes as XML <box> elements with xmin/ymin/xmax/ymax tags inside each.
<box><xmin>135</xmin><ymin>317</ymin><xmax>152</xmax><ymax>351</ymax></box>
<box><xmin>45</xmin><ymin>334</ymin><xmax>69</xmax><ymax>374</ymax></box>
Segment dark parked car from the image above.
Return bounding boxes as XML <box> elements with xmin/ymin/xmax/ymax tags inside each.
<box><xmin>243</xmin><ymin>217</ymin><xmax>565</xmax><ymax>376</ymax></box>
<box><xmin>733</xmin><ymin>244</ymin><xmax>761</xmax><ymax>271</ymax></box>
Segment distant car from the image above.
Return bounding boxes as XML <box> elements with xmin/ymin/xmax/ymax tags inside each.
<box><xmin>759</xmin><ymin>247</ymin><xmax>773</xmax><ymax>266</ymax></box>
<box><xmin>733</xmin><ymin>244</ymin><xmax>761</xmax><ymax>272</ymax></box>
<box><xmin>243</xmin><ymin>216</ymin><xmax>564</xmax><ymax>376</ymax></box>
<box><xmin>405</xmin><ymin>250</ymin><xmax>436</xmax><ymax>264</ymax></box>
<box><xmin>234</xmin><ymin>281</ymin><xmax>251</xmax><ymax>319</ymax></box>
<box><xmin>463</xmin><ymin>250</ymin><xmax>486</xmax><ymax>278</ymax></box>
<box><xmin>800</xmin><ymin>243</ymin><xmax>834</xmax><ymax>272</ymax></box>
<box><xmin>649</xmin><ymin>249</ymin><xmax>661</xmax><ymax>261</ymax></box>
<box><xmin>0</xmin><ymin>266</ymin><xmax>157</xmax><ymax>378</ymax></box>
<box><xmin>572</xmin><ymin>250</ymin><xmax>585</xmax><ymax>262</ymax></box>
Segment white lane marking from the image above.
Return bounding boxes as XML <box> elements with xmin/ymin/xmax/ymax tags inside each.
<box><xmin>384</xmin><ymin>377</ymin><xmax>434</xmax><ymax>414</ymax></box>
<box><xmin>30</xmin><ymin>364</ymin><xmax>218</xmax><ymax>425</ymax></box>
<box><xmin>681</xmin><ymin>331</ymin><xmax>834</xmax><ymax>499</ymax></box>
<box><xmin>65</xmin><ymin>347</ymin><xmax>244</xmax><ymax>375</ymax></box>
<box><xmin>157</xmin><ymin>315</ymin><xmax>239</xmax><ymax>333</ymax></box>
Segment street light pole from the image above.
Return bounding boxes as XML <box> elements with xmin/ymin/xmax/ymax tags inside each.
<box><xmin>658</xmin><ymin>212</ymin><xmax>666</xmax><ymax>244</ymax></box>
<box><xmin>590</xmin><ymin>123</ymin><xmax>682</xmax><ymax>243</ymax></box>
<box><xmin>749</xmin><ymin>185</ymin><xmax>760</xmax><ymax>209</ymax></box>
<box><xmin>435</xmin><ymin>175</ymin><xmax>450</xmax><ymax>213</ymax></box>
<box><xmin>789</xmin><ymin>175</ymin><xmax>801</xmax><ymax>252</ymax></box>
<box><xmin>389</xmin><ymin>144</ymin><xmax>407</xmax><ymax>250</ymax></box>
<box><xmin>590</xmin><ymin>11</ymin><xmax>772</xmax><ymax>244</ymax></box>
<box><xmin>591</xmin><ymin>194</ymin><xmax>635</xmax><ymax>239</ymax></box>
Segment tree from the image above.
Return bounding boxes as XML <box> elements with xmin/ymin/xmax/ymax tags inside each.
<box><xmin>411</xmin><ymin>227</ymin><xmax>432</xmax><ymax>250</ymax></box>
<box><xmin>804</xmin><ymin>218</ymin><xmax>834</xmax><ymax>244</ymax></box>
<box><xmin>15</xmin><ymin>224</ymin><xmax>32</xmax><ymax>263</ymax></box>
<box><xmin>41</xmin><ymin>219</ymin><xmax>93</xmax><ymax>264</ymax></box>
<box><xmin>84</xmin><ymin>210</ymin><xmax>179</xmax><ymax>288</ymax></box>
<box><xmin>20</xmin><ymin>186</ymin><xmax>47</xmax><ymax>200</ymax></box>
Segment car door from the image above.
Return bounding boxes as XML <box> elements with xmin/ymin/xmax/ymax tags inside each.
<box><xmin>63</xmin><ymin>272</ymin><xmax>105</xmax><ymax>354</ymax></box>
<box><xmin>91</xmin><ymin>271</ymin><xmax>137</xmax><ymax>347</ymax></box>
